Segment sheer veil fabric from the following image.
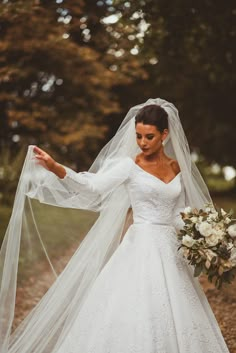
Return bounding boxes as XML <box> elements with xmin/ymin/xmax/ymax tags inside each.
<box><xmin>0</xmin><ymin>98</ymin><xmax>212</xmax><ymax>353</ymax></box>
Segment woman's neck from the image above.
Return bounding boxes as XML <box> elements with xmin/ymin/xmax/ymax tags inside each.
<box><xmin>142</xmin><ymin>148</ymin><xmax>168</xmax><ymax>163</ymax></box>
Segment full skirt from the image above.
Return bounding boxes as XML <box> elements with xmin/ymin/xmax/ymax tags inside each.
<box><xmin>56</xmin><ymin>223</ymin><xmax>230</xmax><ymax>353</ymax></box>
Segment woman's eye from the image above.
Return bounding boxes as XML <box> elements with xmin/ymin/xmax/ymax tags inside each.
<box><xmin>147</xmin><ymin>136</ymin><xmax>154</xmax><ymax>140</ymax></box>
<box><xmin>136</xmin><ymin>135</ymin><xmax>141</xmax><ymax>139</ymax></box>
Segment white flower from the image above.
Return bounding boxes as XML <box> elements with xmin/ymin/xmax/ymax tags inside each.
<box><xmin>205</xmin><ymin>205</ymin><xmax>215</xmax><ymax>213</ymax></box>
<box><xmin>198</xmin><ymin>222</ymin><xmax>213</xmax><ymax>237</ymax></box>
<box><xmin>205</xmin><ymin>234</ymin><xmax>220</xmax><ymax>246</ymax></box>
<box><xmin>195</xmin><ymin>217</ymin><xmax>203</xmax><ymax>231</ymax></box>
<box><xmin>212</xmin><ymin>228</ymin><xmax>224</xmax><ymax>240</ymax></box>
<box><xmin>184</xmin><ymin>206</ymin><xmax>192</xmax><ymax>214</ymax></box>
<box><xmin>212</xmin><ymin>224</ymin><xmax>225</xmax><ymax>239</ymax></box>
<box><xmin>227</xmin><ymin>224</ymin><xmax>236</xmax><ymax>238</ymax></box>
<box><xmin>207</xmin><ymin>213</ymin><xmax>218</xmax><ymax>222</ymax></box>
<box><xmin>182</xmin><ymin>234</ymin><xmax>196</xmax><ymax>248</ymax></box>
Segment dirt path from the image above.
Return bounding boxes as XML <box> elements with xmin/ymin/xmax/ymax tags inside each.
<box><xmin>14</xmin><ymin>248</ymin><xmax>236</xmax><ymax>352</ymax></box>
<box><xmin>199</xmin><ymin>276</ymin><xmax>236</xmax><ymax>353</ymax></box>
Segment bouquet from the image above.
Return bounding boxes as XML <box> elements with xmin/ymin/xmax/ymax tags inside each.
<box><xmin>177</xmin><ymin>204</ymin><xmax>236</xmax><ymax>289</ymax></box>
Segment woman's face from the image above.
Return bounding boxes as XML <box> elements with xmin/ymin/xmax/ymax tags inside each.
<box><xmin>135</xmin><ymin>122</ymin><xmax>168</xmax><ymax>156</ymax></box>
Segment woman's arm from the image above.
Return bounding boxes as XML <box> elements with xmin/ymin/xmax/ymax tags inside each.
<box><xmin>33</xmin><ymin>146</ymin><xmax>66</xmax><ymax>179</ymax></box>
<box><xmin>33</xmin><ymin>146</ymin><xmax>133</xmax><ymax>200</ymax></box>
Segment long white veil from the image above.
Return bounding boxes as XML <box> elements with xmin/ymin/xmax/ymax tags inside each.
<box><xmin>0</xmin><ymin>98</ymin><xmax>212</xmax><ymax>353</ymax></box>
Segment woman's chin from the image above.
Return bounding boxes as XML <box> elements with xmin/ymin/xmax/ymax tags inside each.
<box><xmin>141</xmin><ymin>149</ymin><xmax>150</xmax><ymax>154</ymax></box>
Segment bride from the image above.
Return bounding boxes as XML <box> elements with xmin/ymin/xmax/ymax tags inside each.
<box><xmin>0</xmin><ymin>98</ymin><xmax>230</xmax><ymax>352</ymax></box>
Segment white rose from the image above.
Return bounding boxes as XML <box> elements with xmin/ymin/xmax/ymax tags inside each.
<box><xmin>198</xmin><ymin>222</ymin><xmax>213</xmax><ymax>237</ymax></box>
<box><xmin>212</xmin><ymin>229</ymin><xmax>224</xmax><ymax>240</ymax></box>
<box><xmin>212</xmin><ymin>225</ymin><xmax>225</xmax><ymax>239</ymax></box>
<box><xmin>182</xmin><ymin>234</ymin><xmax>196</xmax><ymax>248</ymax></box>
<box><xmin>227</xmin><ymin>224</ymin><xmax>236</xmax><ymax>238</ymax></box>
<box><xmin>184</xmin><ymin>206</ymin><xmax>192</xmax><ymax>214</ymax></box>
<box><xmin>195</xmin><ymin>217</ymin><xmax>203</xmax><ymax>231</ymax></box>
<box><xmin>205</xmin><ymin>234</ymin><xmax>219</xmax><ymax>246</ymax></box>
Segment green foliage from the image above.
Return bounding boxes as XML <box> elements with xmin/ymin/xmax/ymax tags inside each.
<box><xmin>0</xmin><ymin>0</ymin><xmax>236</xmax><ymax>207</ymax></box>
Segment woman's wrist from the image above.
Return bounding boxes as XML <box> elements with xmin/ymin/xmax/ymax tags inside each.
<box><xmin>51</xmin><ymin>162</ymin><xmax>66</xmax><ymax>179</ymax></box>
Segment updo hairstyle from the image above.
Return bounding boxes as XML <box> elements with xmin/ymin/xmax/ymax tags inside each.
<box><xmin>135</xmin><ymin>104</ymin><xmax>168</xmax><ymax>133</ymax></box>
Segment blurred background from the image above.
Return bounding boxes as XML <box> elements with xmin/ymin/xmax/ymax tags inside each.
<box><xmin>0</xmin><ymin>0</ymin><xmax>236</xmax><ymax>239</ymax></box>
<box><xmin>0</xmin><ymin>2</ymin><xmax>236</xmax><ymax>347</ymax></box>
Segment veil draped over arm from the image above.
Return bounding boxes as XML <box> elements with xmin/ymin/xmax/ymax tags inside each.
<box><xmin>0</xmin><ymin>98</ymin><xmax>212</xmax><ymax>353</ymax></box>
<box><xmin>0</xmin><ymin>149</ymin><xmax>134</xmax><ymax>353</ymax></box>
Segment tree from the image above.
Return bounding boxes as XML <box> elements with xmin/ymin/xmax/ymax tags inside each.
<box><xmin>0</xmin><ymin>0</ymin><xmax>141</xmax><ymax>169</ymax></box>
<box><xmin>109</xmin><ymin>0</ymin><xmax>236</xmax><ymax>166</ymax></box>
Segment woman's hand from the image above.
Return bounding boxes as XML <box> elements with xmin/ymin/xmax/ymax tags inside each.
<box><xmin>33</xmin><ymin>146</ymin><xmax>66</xmax><ymax>179</ymax></box>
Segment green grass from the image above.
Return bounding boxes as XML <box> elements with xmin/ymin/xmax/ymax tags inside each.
<box><xmin>0</xmin><ymin>199</ymin><xmax>99</xmax><ymax>281</ymax></box>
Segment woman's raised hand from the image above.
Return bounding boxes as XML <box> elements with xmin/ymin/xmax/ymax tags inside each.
<box><xmin>33</xmin><ymin>146</ymin><xmax>66</xmax><ymax>179</ymax></box>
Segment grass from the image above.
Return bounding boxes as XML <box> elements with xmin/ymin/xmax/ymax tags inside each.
<box><xmin>0</xmin><ymin>199</ymin><xmax>99</xmax><ymax>281</ymax></box>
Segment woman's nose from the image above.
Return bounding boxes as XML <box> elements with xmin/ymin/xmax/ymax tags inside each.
<box><xmin>140</xmin><ymin>139</ymin><xmax>147</xmax><ymax>147</ymax></box>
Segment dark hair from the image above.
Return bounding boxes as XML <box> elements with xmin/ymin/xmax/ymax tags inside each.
<box><xmin>135</xmin><ymin>104</ymin><xmax>168</xmax><ymax>132</ymax></box>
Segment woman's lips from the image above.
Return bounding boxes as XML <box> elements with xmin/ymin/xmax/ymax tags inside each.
<box><xmin>142</xmin><ymin>148</ymin><xmax>149</xmax><ymax>152</ymax></box>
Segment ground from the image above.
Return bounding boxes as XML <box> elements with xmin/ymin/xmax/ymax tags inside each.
<box><xmin>199</xmin><ymin>276</ymin><xmax>236</xmax><ymax>352</ymax></box>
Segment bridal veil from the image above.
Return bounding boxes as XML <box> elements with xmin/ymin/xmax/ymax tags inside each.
<box><xmin>0</xmin><ymin>98</ymin><xmax>212</xmax><ymax>352</ymax></box>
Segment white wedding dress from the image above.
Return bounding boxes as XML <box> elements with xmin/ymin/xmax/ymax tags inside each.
<box><xmin>55</xmin><ymin>160</ymin><xmax>230</xmax><ymax>353</ymax></box>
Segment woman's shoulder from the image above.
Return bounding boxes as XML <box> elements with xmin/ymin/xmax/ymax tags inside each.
<box><xmin>168</xmin><ymin>159</ymin><xmax>180</xmax><ymax>174</ymax></box>
<box><xmin>134</xmin><ymin>153</ymin><xmax>142</xmax><ymax>165</ymax></box>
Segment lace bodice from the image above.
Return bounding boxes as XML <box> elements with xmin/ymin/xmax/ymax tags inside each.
<box><xmin>127</xmin><ymin>163</ymin><xmax>183</xmax><ymax>226</ymax></box>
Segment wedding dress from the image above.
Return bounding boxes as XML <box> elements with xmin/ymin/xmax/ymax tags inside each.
<box><xmin>54</xmin><ymin>158</ymin><xmax>230</xmax><ymax>353</ymax></box>
<box><xmin>0</xmin><ymin>98</ymin><xmax>231</xmax><ymax>353</ymax></box>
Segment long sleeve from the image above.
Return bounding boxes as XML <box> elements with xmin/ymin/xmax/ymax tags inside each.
<box><xmin>27</xmin><ymin>157</ymin><xmax>133</xmax><ymax>211</ymax></box>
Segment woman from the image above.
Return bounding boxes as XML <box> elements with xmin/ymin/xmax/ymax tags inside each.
<box><xmin>0</xmin><ymin>98</ymin><xmax>230</xmax><ymax>352</ymax></box>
